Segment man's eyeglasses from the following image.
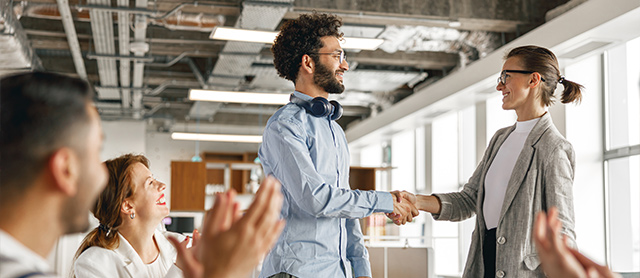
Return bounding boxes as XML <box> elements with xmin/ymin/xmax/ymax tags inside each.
<box><xmin>497</xmin><ymin>70</ymin><xmax>545</xmax><ymax>85</ymax></box>
<box><xmin>311</xmin><ymin>50</ymin><xmax>347</xmax><ymax>64</ymax></box>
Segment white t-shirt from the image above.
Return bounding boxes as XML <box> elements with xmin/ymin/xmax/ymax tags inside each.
<box><xmin>483</xmin><ymin>117</ymin><xmax>540</xmax><ymax>229</ymax></box>
<box><xmin>145</xmin><ymin>252</ymin><xmax>171</xmax><ymax>278</ymax></box>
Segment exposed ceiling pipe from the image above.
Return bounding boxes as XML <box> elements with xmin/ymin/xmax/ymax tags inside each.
<box><xmin>88</xmin><ymin>0</ymin><xmax>119</xmax><ymax>100</ymax></box>
<box><xmin>55</xmin><ymin>0</ymin><xmax>86</xmax><ymax>79</ymax></box>
<box><xmin>147</xmin><ymin>79</ymin><xmax>201</xmax><ymax>95</ymax></box>
<box><xmin>131</xmin><ymin>0</ymin><xmax>149</xmax><ymax>120</ymax></box>
<box><xmin>146</xmin><ymin>51</ymin><xmax>200</xmax><ymax>68</ymax></box>
<box><xmin>117</xmin><ymin>0</ymin><xmax>131</xmax><ymax>108</ymax></box>
<box><xmin>184</xmin><ymin>57</ymin><xmax>206</xmax><ymax>89</ymax></box>
<box><xmin>19</xmin><ymin>3</ymin><xmax>226</xmax><ymax>33</ymax></box>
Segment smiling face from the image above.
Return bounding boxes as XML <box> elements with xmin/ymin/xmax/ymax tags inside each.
<box><xmin>313</xmin><ymin>36</ymin><xmax>349</xmax><ymax>94</ymax></box>
<box><xmin>496</xmin><ymin>56</ymin><xmax>545</xmax><ymax>115</ymax></box>
<box><xmin>128</xmin><ymin>162</ymin><xmax>169</xmax><ymax>223</ymax></box>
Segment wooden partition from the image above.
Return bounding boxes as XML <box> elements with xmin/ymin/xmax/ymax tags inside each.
<box><xmin>170</xmin><ymin>161</ymin><xmax>206</xmax><ymax>211</ymax></box>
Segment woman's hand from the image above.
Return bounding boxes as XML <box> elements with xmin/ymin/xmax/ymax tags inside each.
<box><xmin>172</xmin><ymin>229</ymin><xmax>203</xmax><ymax>278</ymax></box>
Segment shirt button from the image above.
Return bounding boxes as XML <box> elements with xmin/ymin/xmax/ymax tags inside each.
<box><xmin>497</xmin><ymin>236</ymin><xmax>506</xmax><ymax>245</ymax></box>
<box><xmin>496</xmin><ymin>270</ymin><xmax>505</xmax><ymax>278</ymax></box>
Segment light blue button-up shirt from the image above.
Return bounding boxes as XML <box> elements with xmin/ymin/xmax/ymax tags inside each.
<box><xmin>258</xmin><ymin>91</ymin><xmax>394</xmax><ymax>278</ymax></box>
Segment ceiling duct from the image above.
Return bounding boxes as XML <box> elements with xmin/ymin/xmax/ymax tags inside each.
<box><xmin>377</xmin><ymin>25</ymin><xmax>502</xmax><ymax>66</ymax></box>
<box><xmin>0</xmin><ymin>0</ymin><xmax>41</xmax><ymax>76</ymax></box>
<box><xmin>17</xmin><ymin>2</ymin><xmax>225</xmax><ymax>32</ymax></box>
<box><xmin>88</xmin><ymin>0</ymin><xmax>119</xmax><ymax>100</ymax></box>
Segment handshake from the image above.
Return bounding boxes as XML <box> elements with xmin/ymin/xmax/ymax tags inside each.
<box><xmin>386</xmin><ymin>191</ymin><xmax>419</xmax><ymax>225</ymax></box>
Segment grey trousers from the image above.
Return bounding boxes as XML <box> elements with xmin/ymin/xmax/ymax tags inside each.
<box><xmin>267</xmin><ymin>273</ymin><xmax>298</xmax><ymax>278</ymax></box>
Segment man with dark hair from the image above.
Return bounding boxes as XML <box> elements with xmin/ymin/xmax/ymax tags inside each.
<box><xmin>258</xmin><ymin>13</ymin><xmax>418</xmax><ymax>278</ymax></box>
<box><xmin>0</xmin><ymin>72</ymin><xmax>109</xmax><ymax>277</ymax></box>
<box><xmin>0</xmin><ymin>72</ymin><xmax>285</xmax><ymax>278</ymax></box>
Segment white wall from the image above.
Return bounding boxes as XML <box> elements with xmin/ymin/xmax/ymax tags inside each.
<box><xmin>100</xmin><ymin>120</ymin><xmax>146</xmax><ymax>161</ymax></box>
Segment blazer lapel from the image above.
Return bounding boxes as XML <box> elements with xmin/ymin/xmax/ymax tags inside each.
<box><xmin>115</xmin><ymin>233</ymin><xmax>147</xmax><ymax>278</ymax></box>
<box><xmin>498</xmin><ymin>113</ymin><xmax>552</xmax><ymax>226</ymax></box>
<box><xmin>155</xmin><ymin>230</ymin><xmax>180</xmax><ymax>264</ymax></box>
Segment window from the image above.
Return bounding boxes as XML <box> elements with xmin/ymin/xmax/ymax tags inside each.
<box><xmin>603</xmin><ymin>36</ymin><xmax>640</xmax><ymax>272</ymax></box>
<box><xmin>565</xmin><ymin>53</ymin><xmax>607</xmax><ymax>262</ymax></box>
<box><xmin>431</xmin><ymin>111</ymin><xmax>461</xmax><ymax>276</ymax></box>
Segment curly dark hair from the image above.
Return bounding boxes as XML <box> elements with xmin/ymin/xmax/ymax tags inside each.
<box><xmin>271</xmin><ymin>12</ymin><xmax>343</xmax><ymax>83</ymax></box>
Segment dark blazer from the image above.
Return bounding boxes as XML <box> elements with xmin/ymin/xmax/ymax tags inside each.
<box><xmin>433</xmin><ymin>113</ymin><xmax>577</xmax><ymax>278</ymax></box>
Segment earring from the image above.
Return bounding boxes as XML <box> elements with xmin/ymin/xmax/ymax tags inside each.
<box><xmin>130</xmin><ymin>212</ymin><xmax>135</xmax><ymax>219</ymax></box>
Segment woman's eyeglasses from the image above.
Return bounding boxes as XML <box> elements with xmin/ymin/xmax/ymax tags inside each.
<box><xmin>498</xmin><ymin>70</ymin><xmax>545</xmax><ymax>85</ymax></box>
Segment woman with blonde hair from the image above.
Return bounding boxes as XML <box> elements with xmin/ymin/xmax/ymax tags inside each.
<box><xmin>74</xmin><ymin>153</ymin><xmax>196</xmax><ymax>277</ymax></box>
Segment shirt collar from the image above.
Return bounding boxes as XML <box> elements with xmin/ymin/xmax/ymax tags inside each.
<box><xmin>0</xmin><ymin>229</ymin><xmax>52</xmax><ymax>273</ymax></box>
<box><xmin>293</xmin><ymin>90</ymin><xmax>313</xmax><ymax>101</ymax></box>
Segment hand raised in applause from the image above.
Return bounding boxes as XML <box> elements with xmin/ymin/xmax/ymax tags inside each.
<box><xmin>387</xmin><ymin>190</ymin><xmax>419</xmax><ymax>225</ymax></box>
<box><xmin>534</xmin><ymin>207</ymin><xmax>620</xmax><ymax>278</ymax></box>
<box><xmin>170</xmin><ymin>175</ymin><xmax>286</xmax><ymax>278</ymax></box>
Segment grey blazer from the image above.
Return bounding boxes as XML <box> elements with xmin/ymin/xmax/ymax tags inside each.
<box><xmin>433</xmin><ymin>113</ymin><xmax>577</xmax><ymax>278</ymax></box>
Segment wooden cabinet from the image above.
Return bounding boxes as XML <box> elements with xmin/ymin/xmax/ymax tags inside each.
<box><xmin>349</xmin><ymin>166</ymin><xmax>394</xmax><ymax>237</ymax></box>
<box><xmin>170</xmin><ymin>161</ymin><xmax>206</xmax><ymax>211</ymax></box>
<box><xmin>349</xmin><ymin>166</ymin><xmax>392</xmax><ymax>191</ymax></box>
<box><xmin>203</xmin><ymin>152</ymin><xmax>258</xmax><ymax>194</ymax></box>
<box><xmin>170</xmin><ymin>152</ymin><xmax>259</xmax><ymax>211</ymax></box>
<box><xmin>349</xmin><ymin>166</ymin><xmax>377</xmax><ymax>191</ymax></box>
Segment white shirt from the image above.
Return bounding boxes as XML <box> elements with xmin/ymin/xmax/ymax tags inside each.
<box><xmin>483</xmin><ymin>117</ymin><xmax>540</xmax><ymax>229</ymax></box>
<box><xmin>0</xmin><ymin>230</ymin><xmax>55</xmax><ymax>278</ymax></box>
<box><xmin>74</xmin><ymin>230</ymin><xmax>184</xmax><ymax>278</ymax></box>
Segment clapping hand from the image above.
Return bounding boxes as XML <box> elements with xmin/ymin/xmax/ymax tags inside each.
<box><xmin>170</xmin><ymin>176</ymin><xmax>286</xmax><ymax>278</ymax></box>
<box><xmin>387</xmin><ymin>190</ymin><xmax>419</xmax><ymax>225</ymax></box>
<box><xmin>534</xmin><ymin>207</ymin><xmax>620</xmax><ymax>278</ymax></box>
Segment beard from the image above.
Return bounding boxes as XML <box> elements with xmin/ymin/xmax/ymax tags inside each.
<box><xmin>313</xmin><ymin>61</ymin><xmax>345</xmax><ymax>94</ymax></box>
<box><xmin>60</xmin><ymin>151</ymin><xmax>106</xmax><ymax>234</ymax></box>
<box><xmin>61</xmin><ymin>173</ymin><xmax>93</xmax><ymax>234</ymax></box>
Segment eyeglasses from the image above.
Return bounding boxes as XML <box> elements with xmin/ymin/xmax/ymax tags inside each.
<box><xmin>497</xmin><ymin>70</ymin><xmax>545</xmax><ymax>85</ymax></box>
<box><xmin>311</xmin><ymin>50</ymin><xmax>347</xmax><ymax>64</ymax></box>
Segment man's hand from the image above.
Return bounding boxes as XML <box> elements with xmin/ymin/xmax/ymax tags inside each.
<box><xmin>534</xmin><ymin>207</ymin><xmax>620</xmax><ymax>278</ymax></box>
<box><xmin>170</xmin><ymin>176</ymin><xmax>286</xmax><ymax>278</ymax></box>
<box><xmin>387</xmin><ymin>191</ymin><xmax>419</xmax><ymax>225</ymax></box>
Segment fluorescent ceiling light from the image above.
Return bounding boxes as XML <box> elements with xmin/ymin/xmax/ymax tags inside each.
<box><xmin>209</xmin><ymin>27</ymin><xmax>277</xmax><ymax>44</ymax></box>
<box><xmin>210</xmin><ymin>27</ymin><xmax>384</xmax><ymax>50</ymax></box>
<box><xmin>172</xmin><ymin>132</ymin><xmax>262</xmax><ymax>143</ymax></box>
<box><xmin>189</xmin><ymin>89</ymin><xmax>290</xmax><ymax>105</ymax></box>
<box><xmin>339</xmin><ymin>37</ymin><xmax>384</xmax><ymax>51</ymax></box>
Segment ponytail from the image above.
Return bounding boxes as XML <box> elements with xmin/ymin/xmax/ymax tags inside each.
<box><xmin>559</xmin><ymin>77</ymin><xmax>584</xmax><ymax>104</ymax></box>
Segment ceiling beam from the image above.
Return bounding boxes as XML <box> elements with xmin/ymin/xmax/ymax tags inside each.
<box><xmin>350</xmin><ymin>50</ymin><xmax>458</xmax><ymax>69</ymax></box>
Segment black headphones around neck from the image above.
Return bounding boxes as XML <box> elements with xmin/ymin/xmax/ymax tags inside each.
<box><xmin>290</xmin><ymin>93</ymin><xmax>343</xmax><ymax>121</ymax></box>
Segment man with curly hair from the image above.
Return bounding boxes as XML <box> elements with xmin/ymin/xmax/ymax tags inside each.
<box><xmin>258</xmin><ymin>13</ymin><xmax>418</xmax><ymax>278</ymax></box>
